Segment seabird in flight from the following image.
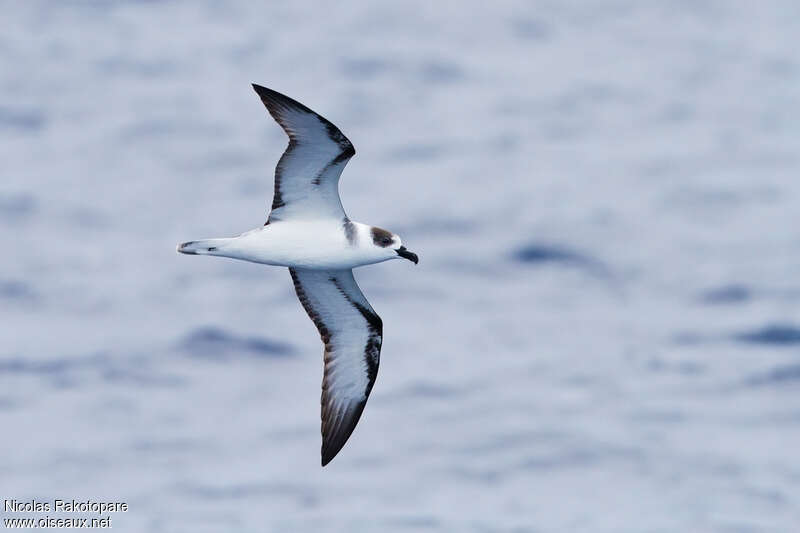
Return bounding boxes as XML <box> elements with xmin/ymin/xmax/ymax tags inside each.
<box><xmin>177</xmin><ymin>84</ymin><xmax>418</xmax><ymax>466</ymax></box>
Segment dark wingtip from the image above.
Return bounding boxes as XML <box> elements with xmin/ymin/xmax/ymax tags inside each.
<box><xmin>319</xmin><ymin>401</ymin><xmax>368</xmax><ymax>468</ymax></box>
<box><xmin>252</xmin><ymin>83</ymin><xmax>281</xmax><ymax>105</ymax></box>
<box><xmin>251</xmin><ymin>83</ymin><xmax>280</xmax><ymax>107</ymax></box>
<box><xmin>251</xmin><ymin>83</ymin><xmax>314</xmax><ymax>115</ymax></box>
<box><xmin>250</xmin><ymin>83</ymin><xmax>355</xmax><ymax>156</ymax></box>
<box><xmin>321</xmin><ymin>440</ymin><xmax>343</xmax><ymax>467</ymax></box>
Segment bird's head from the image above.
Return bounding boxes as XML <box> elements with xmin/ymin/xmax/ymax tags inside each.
<box><xmin>370</xmin><ymin>227</ymin><xmax>418</xmax><ymax>264</ymax></box>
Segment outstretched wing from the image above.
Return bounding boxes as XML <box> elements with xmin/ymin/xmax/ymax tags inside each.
<box><xmin>289</xmin><ymin>268</ymin><xmax>382</xmax><ymax>466</ymax></box>
<box><xmin>252</xmin><ymin>84</ymin><xmax>355</xmax><ymax>223</ymax></box>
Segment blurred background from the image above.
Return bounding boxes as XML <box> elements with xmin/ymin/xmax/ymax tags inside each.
<box><xmin>2</xmin><ymin>1</ymin><xmax>799</xmax><ymax>531</ymax></box>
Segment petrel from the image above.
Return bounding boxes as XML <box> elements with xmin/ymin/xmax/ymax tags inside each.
<box><xmin>177</xmin><ymin>84</ymin><xmax>418</xmax><ymax>466</ymax></box>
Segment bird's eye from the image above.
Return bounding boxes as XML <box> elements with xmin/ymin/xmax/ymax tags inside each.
<box><xmin>382</xmin><ymin>238</ymin><xmax>392</xmax><ymax>246</ymax></box>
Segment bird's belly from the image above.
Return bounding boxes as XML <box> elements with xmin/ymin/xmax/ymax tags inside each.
<box><xmin>249</xmin><ymin>250</ymin><xmax>376</xmax><ymax>269</ymax></box>
<box><xmin>245</xmin><ymin>248</ymin><xmax>384</xmax><ymax>269</ymax></box>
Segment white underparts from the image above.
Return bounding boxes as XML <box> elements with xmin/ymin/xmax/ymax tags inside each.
<box><xmin>178</xmin><ymin>219</ymin><xmax>399</xmax><ymax>270</ymax></box>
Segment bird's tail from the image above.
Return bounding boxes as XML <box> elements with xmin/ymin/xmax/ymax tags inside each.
<box><xmin>176</xmin><ymin>238</ymin><xmax>233</xmax><ymax>255</ymax></box>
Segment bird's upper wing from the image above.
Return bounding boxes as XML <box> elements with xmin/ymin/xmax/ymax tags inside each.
<box><xmin>289</xmin><ymin>267</ymin><xmax>382</xmax><ymax>466</ymax></box>
<box><xmin>253</xmin><ymin>84</ymin><xmax>355</xmax><ymax>223</ymax></box>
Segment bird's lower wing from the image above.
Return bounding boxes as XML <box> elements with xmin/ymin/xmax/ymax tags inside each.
<box><xmin>289</xmin><ymin>268</ymin><xmax>382</xmax><ymax>466</ymax></box>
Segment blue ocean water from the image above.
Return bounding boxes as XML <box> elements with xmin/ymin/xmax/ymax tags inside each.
<box><xmin>2</xmin><ymin>2</ymin><xmax>800</xmax><ymax>532</ymax></box>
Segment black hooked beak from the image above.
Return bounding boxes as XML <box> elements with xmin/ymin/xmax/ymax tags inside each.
<box><xmin>396</xmin><ymin>246</ymin><xmax>419</xmax><ymax>264</ymax></box>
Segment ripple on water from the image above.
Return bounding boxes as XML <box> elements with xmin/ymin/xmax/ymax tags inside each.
<box><xmin>0</xmin><ymin>107</ymin><xmax>46</xmax><ymax>132</ymax></box>
<box><xmin>511</xmin><ymin>243</ymin><xmax>608</xmax><ymax>277</ymax></box>
<box><xmin>340</xmin><ymin>57</ymin><xmax>392</xmax><ymax>80</ymax></box>
<box><xmin>0</xmin><ymin>193</ymin><xmax>37</xmax><ymax>219</ymax></box>
<box><xmin>513</xmin><ymin>243</ymin><xmax>586</xmax><ymax>264</ymax></box>
<box><xmin>0</xmin><ymin>354</ymin><xmax>182</xmax><ymax>389</ymax></box>
<box><xmin>746</xmin><ymin>365</ymin><xmax>800</xmax><ymax>387</ymax></box>
<box><xmin>419</xmin><ymin>61</ymin><xmax>464</xmax><ymax>83</ymax></box>
<box><xmin>734</xmin><ymin>324</ymin><xmax>800</xmax><ymax>346</ymax></box>
<box><xmin>0</xmin><ymin>280</ymin><xmax>38</xmax><ymax>302</ymax></box>
<box><xmin>699</xmin><ymin>284</ymin><xmax>751</xmax><ymax>305</ymax></box>
<box><xmin>180</xmin><ymin>326</ymin><xmax>295</xmax><ymax>360</ymax></box>
<box><xmin>511</xmin><ymin>18</ymin><xmax>552</xmax><ymax>42</ymax></box>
